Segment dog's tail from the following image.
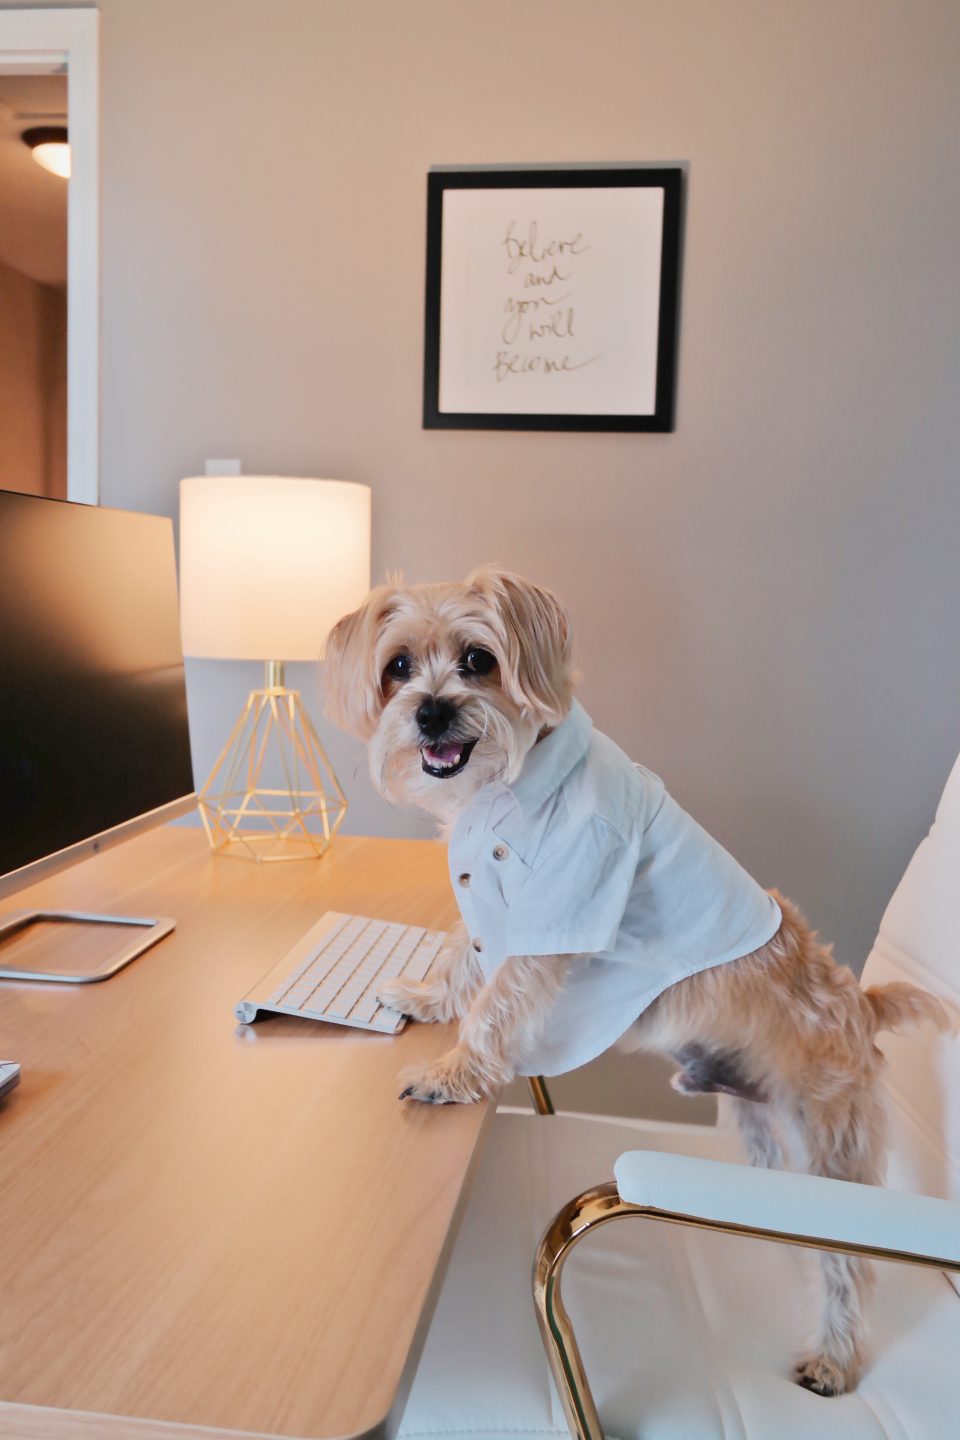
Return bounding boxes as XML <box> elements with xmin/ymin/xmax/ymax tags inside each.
<box><xmin>863</xmin><ymin>981</ymin><xmax>951</xmax><ymax>1036</ymax></box>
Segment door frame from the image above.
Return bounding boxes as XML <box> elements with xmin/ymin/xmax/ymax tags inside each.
<box><xmin>0</xmin><ymin>7</ymin><xmax>99</xmax><ymax>503</ymax></box>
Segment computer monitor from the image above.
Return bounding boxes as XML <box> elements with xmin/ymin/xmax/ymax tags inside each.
<box><xmin>0</xmin><ymin>491</ymin><xmax>195</xmax><ymax>981</ymax></box>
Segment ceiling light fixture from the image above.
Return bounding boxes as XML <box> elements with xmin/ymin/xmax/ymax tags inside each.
<box><xmin>22</xmin><ymin>126</ymin><xmax>70</xmax><ymax>179</ymax></box>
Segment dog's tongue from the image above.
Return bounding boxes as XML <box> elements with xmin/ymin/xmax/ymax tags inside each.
<box><xmin>424</xmin><ymin>741</ymin><xmax>462</xmax><ymax>765</ymax></box>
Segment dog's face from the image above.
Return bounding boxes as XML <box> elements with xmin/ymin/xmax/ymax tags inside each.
<box><xmin>324</xmin><ymin>568</ymin><xmax>573</xmax><ymax>822</ymax></box>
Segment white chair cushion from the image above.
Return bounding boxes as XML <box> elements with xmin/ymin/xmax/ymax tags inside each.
<box><xmin>860</xmin><ymin>752</ymin><xmax>960</xmax><ymax>1297</ymax></box>
<box><xmin>400</xmin><ymin>1111</ymin><xmax>960</xmax><ymax>1440</ymax></box>
<box><xmin>861</xmin><ymin>751</ymin><xmax>960</xmax><ymax>1205</ymax></box>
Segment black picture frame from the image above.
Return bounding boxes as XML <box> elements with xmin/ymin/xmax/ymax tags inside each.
<box><xmin>423</xmin><ymin>167</ymin><xmax>682</xmax><ymax>433</ymax></box>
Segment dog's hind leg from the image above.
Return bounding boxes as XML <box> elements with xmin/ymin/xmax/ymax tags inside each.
<box><xmin>730</xmin><ymin>1095</ymin><xmax>785</xmax><ymax>1170</ymax></box>
<box><xmin>786</xmin><ymin>1081</ymin><xmax>887</xmax><ymax>1396</ymax></box>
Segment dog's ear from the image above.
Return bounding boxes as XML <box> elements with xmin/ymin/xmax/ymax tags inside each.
<box><xmin>466</xmin><ymin>567</ymin><xmax>573</xmax><ymax>726</ymax></box>
<box><xmin>322</xmin><ymin>582</ymin><xmax>403</xmax><ymax>738</ymax></box>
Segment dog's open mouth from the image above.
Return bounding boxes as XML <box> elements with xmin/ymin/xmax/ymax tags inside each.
<box><xmin>420</xmin><ymin>738</ymin><xmax>478</xmax><ymax>779</ymax></box>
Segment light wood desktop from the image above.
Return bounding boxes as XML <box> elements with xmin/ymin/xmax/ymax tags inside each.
<box><xmin>0</xmin><ymin>826</ymin><xmax>495</xmax><ymax>1440</ymax></box>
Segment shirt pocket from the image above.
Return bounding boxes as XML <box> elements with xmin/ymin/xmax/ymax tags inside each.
<box><xmin>483</xmin><ymin>841</ymin><xmax>532</xmax><ymax>909</ymax></box>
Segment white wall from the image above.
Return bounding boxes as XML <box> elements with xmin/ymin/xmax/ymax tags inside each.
<box><xmin>73</xmin><ymin>0</ymin><xmax>960</xmax><ymax>1108</ymax></box>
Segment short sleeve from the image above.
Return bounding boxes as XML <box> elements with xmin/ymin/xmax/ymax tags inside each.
<box><xmin>504</xmin><ymin>815</ymin><xmax>638</xmax><ymax>958</ymax></box>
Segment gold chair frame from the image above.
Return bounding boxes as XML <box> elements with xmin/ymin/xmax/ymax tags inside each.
<box><xmin>533</xmin><ymin>1180</ymin><xmax>960</xmax><ymax>1440</ymax></box>
<box><xmin>527</xmin><ymin>1074</ymin><xmax>556</xmax><ymax>1116</ymax></box>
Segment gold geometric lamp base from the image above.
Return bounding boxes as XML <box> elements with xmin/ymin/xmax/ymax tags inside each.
<box><xmin>198</xmin><ymin>661</ymin><xmax>347</xmax><ymax>862</ymax></box>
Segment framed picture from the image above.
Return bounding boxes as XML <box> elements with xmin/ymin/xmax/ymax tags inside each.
<box><xmin>423</xmin><ymin>167</ymin><xmax>681</xmax><ymax>433</ymax></box>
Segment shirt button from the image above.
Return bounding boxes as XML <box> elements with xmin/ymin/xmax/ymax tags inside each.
<box><xmin>492</xmin><ymin>844</ymin><xmax>509</xmax><ymax>862</ymax></box>
<box><xmin>472</xmin><ymin>938</ymin><xmax>484</xmax><ymax>953</ymax></box>
<box><xmin>458</xmin><ymin>873</ymin><xmax>471</xmax><ymax>888</ymax></box>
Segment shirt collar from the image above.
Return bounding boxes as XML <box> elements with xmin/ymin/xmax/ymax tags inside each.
<box><xmin>506</xmin><ymin>699</ymin><xmax>592</xmax><ymax>816</ymax></box>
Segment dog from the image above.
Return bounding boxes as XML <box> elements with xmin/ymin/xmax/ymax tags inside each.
<box><xmin>323</xmin><ymin>565</ymin><xmax>948</xmax><ymax>1398</ymax></box>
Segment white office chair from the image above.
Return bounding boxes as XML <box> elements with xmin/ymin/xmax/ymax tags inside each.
<box><xmin>400</xmin><ymin>752</ymin><xmax>960</xmax><ymax>1440</ymax></box>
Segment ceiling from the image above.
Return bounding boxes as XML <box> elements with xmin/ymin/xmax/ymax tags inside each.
<box><xmin>0</xmin><ymin>72</ymin><xmax>67</xmax><ymax>286</ymax></box>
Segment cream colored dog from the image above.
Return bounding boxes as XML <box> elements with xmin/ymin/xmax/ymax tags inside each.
<box><xmin>324</xmin><ymin>566</ymin><xmax>946</xmax><ymax>1397</ymax></box>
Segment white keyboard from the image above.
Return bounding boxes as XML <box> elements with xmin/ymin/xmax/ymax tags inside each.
<box><xmin>234</xmin><ymin>912</ymin><xmax>446</xmax><ymax>1034</ymax></box>
<box><xmin>0</xmin><ymin>1061</ymin><xmax>20</xmax><ymax>1101</ymax></box>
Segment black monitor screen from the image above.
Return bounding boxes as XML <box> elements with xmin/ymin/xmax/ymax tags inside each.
<box><xmin>0</xmin><ymin>492</ymin><xmax>194</xmax><ymax>880</ymax></box>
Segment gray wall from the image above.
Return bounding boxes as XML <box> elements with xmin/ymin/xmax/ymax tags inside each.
<box><xmin>66</xmin><ymin>0</ymin><xmax>960</xmax><ymax>1111</ymax></box>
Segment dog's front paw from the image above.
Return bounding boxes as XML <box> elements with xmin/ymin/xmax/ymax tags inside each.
<box><xmin>398</xmin><ymin>1050</ymin><xmax>487</xmax><ymax>1105</ymax></box>
<box><xmin>794</xmin><ymin>1353</ymin><xmax>855</xmax><ymax>1397</ymax></box>
<box><xmin>378</xmin><ymin>977</ymin><xmax>444</xmax><ymax>1022</ymax></box>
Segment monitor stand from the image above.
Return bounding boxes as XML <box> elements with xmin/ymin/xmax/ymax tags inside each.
<box><xmin>0</xmin><ymin>910</ymin><xmax>175</xmax><ymax>983</ymax></box>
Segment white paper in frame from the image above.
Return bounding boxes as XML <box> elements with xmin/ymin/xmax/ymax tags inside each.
<box><xmin>423</xmin><ymin>168</ymin><xmax>681</xmax><ymax>433</ymax></box>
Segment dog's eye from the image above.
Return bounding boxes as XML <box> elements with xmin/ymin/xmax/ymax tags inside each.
<box><xmin>384</xmin><ymin>653</ymin><xmax>413</xmax><ymax>682</ymax></box>
<box><xmin>461</xmin><ymin>647</ymin><xmax>497</xmax><ymax>677</ymax></box>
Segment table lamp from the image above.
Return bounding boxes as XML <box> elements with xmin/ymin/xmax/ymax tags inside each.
<box><xmin>179</xmin><ymin>475</ymin><xmax>371</xmax><ymax>861</ymax></box>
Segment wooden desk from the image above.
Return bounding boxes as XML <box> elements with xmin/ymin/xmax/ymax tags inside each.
<box><xmin>0</xmin><ymin>827</ymin><xmax>494</xmax><ymax>1440</ymax></box>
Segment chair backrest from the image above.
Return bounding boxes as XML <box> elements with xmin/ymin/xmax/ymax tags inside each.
<box><xmin>860</xmin><ymin>752</ymin><xmax>960</xmax><ymax>1206</ymax></box>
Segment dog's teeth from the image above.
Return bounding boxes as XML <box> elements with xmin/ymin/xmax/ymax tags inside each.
<box><xmin>421</xmin><ymin>739</ymin><xmax>475</xmax><ymax>777</ymax></box>
<box><xmin>426</xmin><ymin>745</ymin><xmax>462</xmax><ymax>768</ymax></box>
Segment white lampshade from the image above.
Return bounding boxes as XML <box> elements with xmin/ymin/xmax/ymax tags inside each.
<box><xmin>179</xmin><ymin>476</ymin><xmax>371</xmax><ymax>661</ymax></box>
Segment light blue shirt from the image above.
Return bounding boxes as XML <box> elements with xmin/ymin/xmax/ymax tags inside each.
<box><xmin>447</xmin><ymin>701</ymin><xmax>782</xmax><ymax>1076</ymax></box>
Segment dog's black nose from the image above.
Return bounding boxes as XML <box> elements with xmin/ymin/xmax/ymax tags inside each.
<box><xmin>416</xmin><ymin>697</ymin><xmax>457</xmax><ymax>741</ymax></box>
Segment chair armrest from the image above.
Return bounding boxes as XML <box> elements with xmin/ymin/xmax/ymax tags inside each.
<box><xmin>613</xmin><ymin>1149</ymin><xmax>960</xmax><ymax>1268</ymax></box>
